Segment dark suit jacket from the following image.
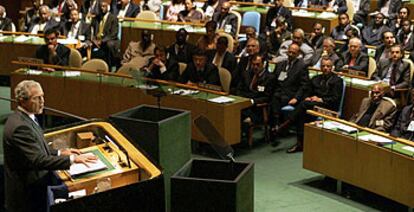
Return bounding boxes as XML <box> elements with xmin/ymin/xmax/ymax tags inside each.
<box><xmin>265</xmin><ymin>6</ymin><xmax>292</xmax><ymax>31</ymax></box>
<box><xmin>28</xmin><ymin>18</ymin><xmax>60</xmax><ymax>33</ymax></box>
<box><xmin>377</xmin><ymin>0</ymin><xmax>402</xmax><ymax>19</ymax></box>
<box><xmin>62</xmin><ymin>21</ymin><xmax>92</xmax><ymax>43</ymax></box>
<box><xmin>331</xmin><ymin>24</ymin><xmax>352</xmax><ymax>41</ymax></box>
<box><xmin>374</xmin><ymin>44</ymin><xmax>387</xmax><ymax>62</ymax></box>
<box><xmin>237</xmin><ymin>69</ymin><xmax>273</xmax><ymax>104</ymax></box>
<box><xmin>212</xmin><ymin>12</ymin><xmax>238</xmax><ymax>37</ymax></box>
<box><xmin>372</xmin><ymin>59</ymin><xmax>411</xmax><ymax>89</ymax></box>
<box><xmin>396</xmin><ymin>31</ymin><xmax>414</xmax><ymax>51</ymax></box>
<box><xmin>93</xmin><ymin>12</ymin><xmax>119</xmax><ymax>43</ymax></box>
<box><xmin>207</xmin><ymin>50</ymin><xmax>237</xmax><ymax>74</ymax></box>
<box><xmin>307</xmin><ymin>34</ymin><xmax>324</xmax><ymax>50</ymax></box>
<box><xmin>270</xmin><ymin>58</ymin><xmax>310</xmax><ymax>102</ymax></box>
<box><xmin>306</xmin><ymin>72</ymin><xmax>344</xmax><ymax>111</ymax></box>
<box><xmin>310</xmin><ymin>49</ymin><xmax>343</xmax><ymax>70</ymax></box>
<box><xmin>35</xmin><ymin>44</ymin><xmax>70</xmax><ymax>66</ymax></box>
<box><xmin>81</xmin><ymin>0</ymin><xmax>102</xmax><ymax>16</ymax></box>
<box><xmin>310</xmin><ymin>0</ymin><xmax>347</xmax><ymax>14</ymax></box>
<box><xmin>3</xmin><ymin>110</ymin><xmax>71</xmax><ymax>212</ymax></box>
<box><xmin>341</xmin><ymin>51</ymin><xmax>369</xmax><ymax>73</ymax></box>
<box><xmin>113</xmin><ymin>2</ymin><xmax>140</xmax><ymax>18</ymax></box>
<box><xmin>179</xmin><ymin>62</ymin><xmax>221</xmax><ymax>86</ymax></box>
<box><xmin>0</xmin><ymin>17</ymin><xmax>13</xmax><ymax>31</ymax></box>
<box><xmin>391</xmin><ymin>104</ymin><xmax>414</xmax><ymax>140</ymax></box>
<box><xmin>350</xmin><ymin>97</ymin><xmax>397</xmax><ymax>132</ymax></box>
<box><xmin>145</xmin><ymin>57</ymin><xmax>180</xmax><ymax>81</ymax></box>
<box><xmin>362</xmin><ymin>24</ymin><xmax>390</xmax><ymax>46</ymax></box>
<box><xmin>167</xmin><ymin>42</ymin><xmax>195</xmax><ymax>63</ymax></box>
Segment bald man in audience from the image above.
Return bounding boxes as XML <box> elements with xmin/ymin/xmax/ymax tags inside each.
<box><xmin>274</xmin><ymin>28</ymin><xmax>314</xmax><ymax>65</ymax></box>
<box><xmin>28</xmin><ymin>5</ymin><xmax>60</xmax><ymax>33</ymax></box>
<box><xmin>350</xmin><ymin>84</ymin><xmax>397</xmax><ymax>132</ymax></box>
<box><xmin>341</xmin><ymin>37</ymin><xmax>369</xmax><ymax>75</ymax></box>
<box><xmin>212</xmin><ymin>2</ymin><xmax>238</xmax><ymax>37</ymax></box>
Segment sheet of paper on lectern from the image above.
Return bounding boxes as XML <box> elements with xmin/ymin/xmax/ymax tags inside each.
<box><xmin>68</xmin><ymin>152</ymin><xmax>107</xmax><ymax>176</ymax></box>
<box><xmin>358</xmin><ymin>134</ymin><xmax>393</xmax><ymax>144</ymax></box>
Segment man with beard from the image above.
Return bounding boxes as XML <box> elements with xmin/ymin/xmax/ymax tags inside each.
<box><xmin>350</xmin><ymin>83</ymin><xmax>397</xmax><ymax>132</ymax></box>
<box><xmin>121</xmin><ymin>30</ymin><xmax>156</xmax><ymax>68</ymax></box>
<box><xmin>62</xmin><ymin>9</ymin><xmax>92</xmax><ymax>57</ymax></box>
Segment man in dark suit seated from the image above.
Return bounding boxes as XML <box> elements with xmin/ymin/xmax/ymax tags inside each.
<box><xmin>167</xmin><ymin>28</ymin><xmax>195</xmax><ymax>63</ymax></box>
<box><xmin>142</xmin><ymin>46</ymin><xmax>179</xmax><ymax>81</ymax></box>
<box><xmin>3</xmin><ymin>80</ymin><xmax>97</xmax><ymax>212</ymax></box>
<box><xmin>35</xmin><ymin>28</ymin><xmax>70</xmax><ymax>70</ymax></box>
<box><xmin>352</xmin><ymin>0</ymin><xmax>370</xmax><ymax>25</ymax></box>
<box><xmin>350</xmin><ymin>83</ymin><xmax>397</xmax><ymax>132</ymax></box>
<box><xmin>62</xmin><ymin>9</ymin><xmax>92</xmax><ymax>57</ymax></box>
<box><xmin>233</xmin><ymin>37</ymin><xmax>261</xmax><ymax>93</ymax></box>
<box><xmin>91</xmin><ymin>1</ymin><xmax>120</xmax><ymax>67</ymax></box>
<box><xmin>0</xmin><ymin>5</ymin><xmax>13</xmax><ymax>31</ymax></box>
<box><xmin>396</xmin><ymin>19</ymin><xmax>414</xmax><ymax>51</ymax></box>
<box><xmin>371</xmin><ymin>44</ymin><xmax>411</xmax><ymax>97</ymax></box>
<box><xmin>391</xmin><ymin>89</ymin><xmax>414</xmax><ymax>140</ymax></box>
<box><xmin>81</xmin><ymin>0</ymin><xmax>102</xmax><ymax>22</ymax></box>
<box><xmin>237</xmin><ymin>54</ymin><xmax>273</xmax><ymax>125</ymax></box>
<box><xmin>341</xmin><ymin>37</ymin><xmax>369</xmax><ymax>75</ymax></box>
<box><xmin>268</xmin><ymin>43</ymin><xmax>309</xmax><ymax>142</ymax></box>
<box><xmin>376</xmin><ymin>0</ymin><xmax>401</xmax><ymax>20</ymax></box>
<box><xmin>178</xmin><ymin>48</ymin><xmax>221</xmax><ymax>87</ymax></box>
<box><xmin>207</xmin><ymin>36</ymin><xmax>237</xmax><ymax>73</ymax></box>
<box><xmin>310</xmin><ymin>37</ymin><xmax>343</xmax><ymax>70</ymax></box>
<box><xmin>265</xmin><ymin>0</ymin><xmax>292</xmax><ymax>33</ymax></box>
<box><xmin>374</xmin><ymin>31</ymin><xmax>396</xmax><ymax>63</ymax></box>
<box><xmin>309</xmin><ymin>0</ymin><xmax>347</xmax><ymax>14</ymax></box>
<box><xmin>307</xmin><ymin>22</ymin><xmax>325</xmax><ymax>50</ymax></box>
<box><xmin>112</xmin><ymin>0</ymin><xmax>140</xmax><ymax>18</ymax></box>
<box><xmin>362</xmin><ymin>12</ymin><xmax>390</xmax><ymax>46</ymax></box>
<box><xmin>276</xmin><ymin>57</ymin><xmax>344</xmax><ymax>153</ymax></box>
<box><xmin>28</xmin><ymin>5</ymin><xmax>60</xmax><ymax>34</ymax></box>
<box><xmin>212</xmin><ymin>2</ymin><xmax>238</xmax><ymax>37</ymax></box>
<box><xmin>330</xmin><ymin>13</ymin><xmax>352</xmax><ymax>41</ymax></box>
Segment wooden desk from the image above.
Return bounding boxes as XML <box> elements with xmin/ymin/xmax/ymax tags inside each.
<box><xmin>11</xmin><ymin>69</ymin><xmax>252</xmax><ymax>145</ymax></box>
<box><xmin>304</xmin><ymin>123</ymin><xmax>414</xmax><ymax>207</ymax></box>
<box><xmin>121</xmin><ymin>21</ymin><xmax>206</xmax><ymax>53</ymax></box>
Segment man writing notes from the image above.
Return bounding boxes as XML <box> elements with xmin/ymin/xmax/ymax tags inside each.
<box><xmin>3</xmin><ymin>80</ymin><xmax>97</xmax><ymax>212</ymax></box>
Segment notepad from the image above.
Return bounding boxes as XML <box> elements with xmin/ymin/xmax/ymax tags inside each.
<box><xmin>68</xmin><ymin>152</ymin><xmax>107</xmax><ymax>176</ymax></box>
<box><xmin>208</xmin><ymin>96</ymin><xmax>235</xmax><ymax>103</ymax></box>
<box><xmin>358</xmin><ymin>134</ymin><xmax>394</xmax><ymax>144</ymax></box>
<box><xmin>63</xmin><ymin>71</ymin><xmax>81</xmax><ymax>77</ymax></box>
<box><xmin>27</xmin><ymin>69</ymin><xmax>43</xmax><ymax>75</ymax></box>
<box><xmin>14</xmin><ymin>35</ymin><xmax>31</xmax><ymax>42</ymax></box>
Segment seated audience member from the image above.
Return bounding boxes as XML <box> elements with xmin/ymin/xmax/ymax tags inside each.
<box><xmin>268</xmin><ymin>43</ymin><xmax>309</xmax><ymax>140</ymax></box>
<box><xmin>265</xmin><ymin>16</ymin><xmax>291</xmax><ymax>58</ymax></box>
<box><xmin>233</xmin><ymin>38</ymin><xmax>261</xmax><ymax>91</ymax></box>
<box><xmin>81</xmin><ymin>0</ymin><xmax>102</xmax><ymax>22</ymax></box>
<box><xmin>212</xmin><ymin>2</ymin><xmax>238</xmax><ymax>37</ymax></box>
<box><xmin>238</xmin><ymin>27</ymin><xmax>266</xmax><ymax>56</ymax></box>
<box><xmin>202</xmin><ymin>0</ymin><xmax>220</xmax><ymax>21</ymax></box>
<box><xmin>178</xmin><ymin>49</ymin><xmax>221</xmax><ymax>86</ymax></box>
<box><xmin>22</xmin><ymin>0</ymin><xmax>42</xmax><ymax>31</ymax></box>
<box><xmin>362</xmin><ymin>12</ymin><xmax>390</xmax><ymax>46</ymax></box>
<box><xmin>390</xmin><ymin>6</ymin><xmax>410</xmax><ymax>34</ymax></box>
<box><xmin>59</xmin><ymin>0</ymin><xmax>79</xmax><ymax>22</ymax></box>
<box><xmin>0</xmin><ymin>6</ymin><xmax>12</xmax><ymax>31</ymax></box>
<box><xmin>391</xmin><ymin>89</ymin><xmax>414</xmax><ymax>140</ymax></box>
<box><xmin>178</xmin><ymin>0</ymin><xmax>203</xmax><ymax>22</ymax></box>
<box><xmin>310</xmin><ymin>37</ymin><xmax>343</xmax><ymax>70</ymax></box>
<box><xmin>309</xmin><ymin>0</ymin><xmax>348</xmax><ymax>14</ymax></box>
<box><xmin>274</xmin><ymin>28</ymin><xmax>314</xmax><ymax>65</ymax></box>
<box><xmin>350</xmin><ymin>83</ymin><xmax>397</xmax><ymax>132</ymax></box>
<box><xmin>307</xmin><ymin>22</ymin><xmax>325</xmax><ymax>50</ymax></box>
<box><xmin>372</xmin><ymin>45</ymin><xmax>410</xmax><ymax>97</ymax></box>
<box><xmin>113</xmin><ymin>0</ymin><xmax>140</xmax><ymax>19</ymax></box>
<box><xmin>142</xmin><ymin>46</ymin><xmax>179</xmax><ymax>81</ymax></box>
<box><xmin>396</xmin><ymin>19</ymin><xmax>414</xmax><ymax>51</ymax></box>
<box><xmin>265</xmin><ymin>0</ymin><xmax>292</xmax><ymax>33</ymax></box>
<box><xmin>374</xmin><ymin>31</ymin><xmax>396</xmax><ymax>62</ymax></box>
<box><xmin>122</xmin><ymin>30</ymin><xmax>156</xmax><ymax>68</ymax></box>
<box><xmin>50</xmin><ymin>0</ymin><xmax>70</xmax><ymax>21</ymax></box>
<box><xmin>140</xmin><ymin>0</ymin><xmax>162</xmax><ymax>14</ymax></box>
<box><xmin>237</xmin><ymin>54</ymin><xmax>273</xmax><ymax>125</ymax></box>
<box><xmin>62</xmin><ymin>9</ymin><xmax>92</xmax><ymax>57</ymax></box>
<box><xmin>275</xmin><ymin>58</ymin><xmax>344</xmax><ymax>153</ymax></box>
<box><xmin>91</xmin><ymin>1</ymin><xmax>120</xmax><ymax>67</ymax></box>
<box><xmin>35</xmin><ymin>28</ymin><xmax>70</xmax><ymax>68</ymax></box>
<box><xmin>337</xmin><ymin>25</ymin><xmax>364</xmax><ymax>53</ymax></box>
<box><xmin>341</xmin><ymin>37</ymin><xmax>369</xmax><ymax>74</ymax></box>
<box><xmin>167</xmin><ymin>28</ymin><xmax>195</xmax><ymax>63</ymax></box>
<box><xmin>196</xmin><ymin>21</ymin><xmax>219</xmax><ymax>51</ymax></box>
<box><xmin>377</xmin><ymin>0</ymin><xmax>402</xmax><ymax>20</ymax></box>
<box><xmin>166</xmin><ymin>0</ymin><xmax>185</xmax><ymax>21</ymax></box>
<box><xmin>352</xmin><ymin>0</ymin><xmax>370</xmax><ymax>25</ymax></box>
<box><xmin>28</xmin><ymin>5</ymin><xmax>60</xmax><ymax>33</ymax></box>
<box><xmin>331</xmin><ymin>13</ymin><xmax>352</xmax><ymax>41</ymax></box>
<box><xmin>207</xmin><ymin>36</ymin><xmax>237</xmax><ymax>72</ymax></box>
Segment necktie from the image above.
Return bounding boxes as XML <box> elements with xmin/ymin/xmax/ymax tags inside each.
<box><xmin>97</xmin><ymin>16</ymin><xmax>106</xmax><ymax>39</ymax></box>
<box><xmin>390</xmin><ymin>64</ymin><xmax>398</xmax><ymax>86</ymax></box>
<box><xmin>250</xmin><ymin>74</ymin><xmax>259</xmax><ymax>90</ymax></box>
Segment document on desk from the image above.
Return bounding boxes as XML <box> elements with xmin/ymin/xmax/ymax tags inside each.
<box><xmin>358</xmin><ymin>134</ymin><xmax>394</xmax><ymax>144</ymax></box>
<box><xmin>14</xmin><ymin>35</ymin><xmax>31</xmax><ymax>42</ymax></box>
<box><xmin>208</xmin><ymin>96</ymin><xmax>235</xmax><ymax>103</ymax></box>
<box><xmin>63</xmin><ymin>71</ymin><xmax>81</xmax><ymax>77</ymax></box>
<box><xmin>68</xmin><ymin>152</ymin><xmax>107</xmax><ymax>176</ymax></box>
<box><xmin>317</xmin><ymin>121</ymin><xmax>358</xmax><ymax>133</ymax></box>
<box><xmin>171</xmin><ymin>89</ymin><xmax>199</xmax><ymax>95</ymax></box>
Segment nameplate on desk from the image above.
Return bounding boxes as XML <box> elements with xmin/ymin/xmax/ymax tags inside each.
<box><xmin>343</xmin><ymin>69</ymin><xmax>366</xmax><ymax>77</ymax></box>
<box><xmin>18</xmin><ymin>57</ymin><xmax>44</xmax><ymax>65</ymax></box>
<box><xmin>314</xmin><ymin>106</ymin><xmax>339</xmax><ymax>118</ymax></box>
<box><xmin>198</xmin><ymin>83</ymin><xmax>223</xmax><ymax>92</ymax></box>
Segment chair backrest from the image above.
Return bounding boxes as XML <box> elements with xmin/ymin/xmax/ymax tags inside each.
<box><xmin>178</xmin><ymin>62</ymin><xmax>187</xmax><ymax>75</ymax></box>
<box><xmin>81</xmin><ymin>59</ymin><xmax>109</xmax><ymax>72</ymax></box>
<box><xmin>242</xmin><ymin>11</ymin><xmax>261</xmax><ymax>33</ymax></box>
<box><xmin>403</xmin><ymin>58</ymin><xmax>414</xmax><ymax>81</ymax></box>
<box><xmin>69</xmin><ymin>48</ymin><xmax>83</xmax><ymax>67</ymax></box>
<box><xmin>218</xmin><ymin>67</ymin><xmax>231</xmax><ymax>92</ymax></box>
<box><xmin>229</xmin><ymin>10</ymin><xmax>241</xmax><ymax>38</ymax></box>
<box><xmin>136</xmin><ymin>11</ymin><xmax>159</xmax><ymax>20</ymax></box>
<box><xmin>346</xmin><ymin>0</ymin><xmax>355</xmax><ymax>21</ymax></box>
<box><xmin>117</xmin><ymin>64</ymin><xmax>138</xmax><ymax>75</ymax></box>
<box><xmin>367</xmin><ymin>57</ymin><xmax>377</xmax><ymax>79</ymax></box>
<box><xmin>217</xmin><ymin>32</ymin><xmax>234</xmax><ymax>52</ymax></box>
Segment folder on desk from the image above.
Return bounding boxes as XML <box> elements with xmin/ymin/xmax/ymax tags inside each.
<box><xmin>68</xmin><ymin>152</ymin><xmax>108</xmax><ymax>176</ymax></box>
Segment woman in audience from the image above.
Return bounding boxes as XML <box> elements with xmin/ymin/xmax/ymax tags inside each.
<box><xmin>166</xmin><ymin>0</ymin><xmax>185</xmax><ymax>21</ymax></box>
<box><xmin>177</xmin><ymin>0</ymin><xmax>203</xmax><ymax>22</ymax></box>
<box><xmin>196</xmin><ymin>20</ymin><xmax>219</xmax><ymax>51</ymax></box>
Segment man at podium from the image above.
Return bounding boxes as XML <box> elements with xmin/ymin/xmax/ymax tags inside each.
<box><xmin>3</xmin><ymin>80</ymin><xmax>97</xmax><ymax>212</ymax></box>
